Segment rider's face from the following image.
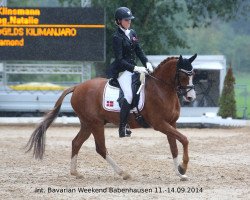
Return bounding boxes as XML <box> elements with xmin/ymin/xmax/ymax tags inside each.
<box><xmin>120</xmin><ymin>19</ymin><xmax>131</xmax><ymax>29</ymax></box>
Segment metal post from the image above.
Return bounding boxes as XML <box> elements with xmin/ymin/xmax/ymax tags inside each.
<box><xmin>81</xmin><ymin>0</ymin><xmax>92</xmax><ymax>81</ymax></box>
<box><xmin>0</xmin><ymin>0</ymin><xmax>7</xmax><ymax>6</ymax></box>
<box><xmin>236</xmin><ymin>84</ymin><xmax>248</xmax><ymax>119</ymax></box>
<box><xmin>2</xmin><ymin>62</ymin><xmax>7</xmax><ymax>89</ymax></box>
<box><xmin>243</xmin><ymin>86</ymin><xmax>248</xmax><ymax>119</ymax></box>
<box><xmin>0</xmin><ymin>0</ymin><xmax>7</xmax><ymax>88</ymax></box>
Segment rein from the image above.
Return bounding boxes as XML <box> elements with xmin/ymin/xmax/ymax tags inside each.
<box><xmin>147</xmin><ymin>68</ymin><xmax>194</xmax><ymax>96</ymax></box>
<box><xmin>147</xmin><ymin>73</ymin><xmax>172</xmax><ymax>87</ymax></box>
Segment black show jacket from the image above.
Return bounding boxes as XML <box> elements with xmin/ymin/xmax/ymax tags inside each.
<box><xmin>107</xmin><ymin>28</ymin><xmax>148</xmax><ymax>79</ymax></box>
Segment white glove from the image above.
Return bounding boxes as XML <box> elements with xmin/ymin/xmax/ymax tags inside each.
<box><xmin>146</xmin><ymin>62</ymin><xmax>154</xmax><ymax>73</ymax></box>
<box><xmin>134</xmin><ymin>66</ymin><xmax>148</xmax><ymax>74</ymax></box>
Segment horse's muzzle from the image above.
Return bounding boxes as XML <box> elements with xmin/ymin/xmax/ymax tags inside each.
<box><xmin>184</xmin><ymin>87</ymin><xmax>196</xmax><ymax>102</ymax></box>
<box><xmin>183</xmin><ymin>96</ymin><xmax>195</xmax><ymax>102</ymax></box>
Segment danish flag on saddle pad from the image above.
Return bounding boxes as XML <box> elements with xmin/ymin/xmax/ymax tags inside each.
<box><xmin>106</xmin><ymin>101</ymin><xmax>114</xmax><ymax>107</ymax></box>
<box><xmin>102</xmin><ymin>81</ymin><xmax>145</xmax><ymax>113</ymax></box>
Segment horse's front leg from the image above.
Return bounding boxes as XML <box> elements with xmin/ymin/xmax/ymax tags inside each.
<box><xmin>167</xmin><ymin>135</ymin><xmax>189</xmax><ymax>181</ymax></box>
<box><xmin>154</xmin><ymin>122</ymin><xmax>189</xmax><ymax>180</ymax></box>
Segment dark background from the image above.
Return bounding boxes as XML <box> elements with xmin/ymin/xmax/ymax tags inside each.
<box><xmin>0</xmin><ymin>7</ymin><xmax>105</xmax><ymax>61</ymax></box>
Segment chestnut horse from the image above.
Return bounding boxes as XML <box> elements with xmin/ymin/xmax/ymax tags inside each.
<box><xmin>26</xmin><ymin>54</ymin><xmax>197</xmax><ymax>181</ymax></box>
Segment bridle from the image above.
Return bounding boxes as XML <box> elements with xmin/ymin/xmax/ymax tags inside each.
<box><xmin>147</xmin><ymin>66</ymin><xmax>195</xmax><ymax>96</ymax></box>
<box><xmin>175</xmin><ymin>68</ymin><xmax>195</xmax><ymax>96</ymax></box>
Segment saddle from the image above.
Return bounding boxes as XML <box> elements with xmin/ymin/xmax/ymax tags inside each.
<box><xmin>103</xmin><ymin>73</ymin><xmax>144</xmax><ymax>112</ymax></box>
<box><xmin>103</xmin><ymin>73</ymin><xmax>150</xmax><ymax>128</ymax></box>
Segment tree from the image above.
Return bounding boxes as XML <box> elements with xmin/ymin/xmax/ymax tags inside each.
<box><xmin>185</xmin><ymin>0</ymin><xmax>248</xmax><ymax>27</ymax></box>
<box><xmin>10</xmin><ymin>0</ymin><xmax>249</xmax><ymax>75</ymax></box>
<box><xmin>90</xmin><ymin>0</ymin><xmax>249</xmax><ymax>76</ymax></box>
<box><xmin>218</xmin><ymin>67</ymin><xmax>237</xmax><ymax>118</ymax></box>
<box><xmin>173</xmin><ymin>19</ymin><xmax>250</xmax><ymax>72</ymax></box>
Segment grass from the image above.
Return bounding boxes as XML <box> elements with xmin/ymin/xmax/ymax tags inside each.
<box><xmin>234</xmin><ymin>72</ymin><xmax>250</xmax><ymax>119</ymax></box>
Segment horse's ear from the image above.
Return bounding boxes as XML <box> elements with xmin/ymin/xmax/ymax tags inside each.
<box><xmin>189</xmin><ymin>53</ymin><xmax>197</xmax><ymax>63</ymax></box>
<box><xmin>179</xmin><ymin>55</ymin><xmax>183</xmax><ymax>61</ymax></box>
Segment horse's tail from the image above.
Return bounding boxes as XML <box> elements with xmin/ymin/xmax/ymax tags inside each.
<box><xmin>25</xmin><ymin>86</ymin><xmax>75</xmax><ymax>159</ymax></box>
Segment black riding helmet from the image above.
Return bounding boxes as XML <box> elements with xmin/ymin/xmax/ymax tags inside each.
<box><xmin>115</xmin><ymin>7</ymin><xmax>135</xmax><ymax>21</ymax></box>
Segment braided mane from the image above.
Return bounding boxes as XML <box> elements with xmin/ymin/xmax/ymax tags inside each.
<box><xmin>158</xmin><ymin>56</ymin><xmax>178</xmax><ymax>68</ymax></box>
<box><xmin>153</xmin><ymin>57</ymin><xmax>178</xmax><ymax>74</ymax></box>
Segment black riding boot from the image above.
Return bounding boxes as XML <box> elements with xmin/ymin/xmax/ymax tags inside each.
<box><xmin>119</xmin><ymin>99</ymin><xmax>131</xmax><ymax>138</ymax></box>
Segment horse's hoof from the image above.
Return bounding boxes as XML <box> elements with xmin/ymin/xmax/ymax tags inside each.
<box><xmin>178</xmin><ymin>165</ymin><xmax>186</xmax><ymax>175</ymax></box>
<box><xmin>175</xmin><ymin>167</ymin><xmax>188</xmax><ymax>181</ymax></box>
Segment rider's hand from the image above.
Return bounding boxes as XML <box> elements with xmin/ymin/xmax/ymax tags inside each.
<box><xmin>134</xmin><ymin>66</ymin><xmax>148</xmax><ymax>74</ymax></box>
<box><xmin>146</xmin><ymin>62</ymin><xmax>154</xmax><ymax>73</ymax></box>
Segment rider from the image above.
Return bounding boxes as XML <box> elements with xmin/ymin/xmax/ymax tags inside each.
<box><xmin>108</xmin><ymin>7</ymin><xmax>154</xmax><ymax>138</ymax></box>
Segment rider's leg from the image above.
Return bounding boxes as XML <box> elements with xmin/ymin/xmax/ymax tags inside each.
<box><xmin>118</xmin><ymin>99</ymin><xmax>131</xmax><ymax>137</ymax></box>
<box><xmin>118</xmin><ymin>71</ymin><xmax>133</xmax><ymax>137</ymax></box>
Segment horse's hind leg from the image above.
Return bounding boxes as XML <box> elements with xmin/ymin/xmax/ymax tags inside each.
<box><xmin>70</xmin><ymin>123</ymin><xmax>91</xmax><ymax>178</ymax></box>
<box><xmin>91</xmin><ymin>124</ymin><xmax>131</xmax><ymax>180</ymax></box>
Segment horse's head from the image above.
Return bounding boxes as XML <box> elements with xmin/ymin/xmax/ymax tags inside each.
<box><xmin>176</xmin><ymin>54</ymin><xmax>197</xmax><ymax>102</ymax></box>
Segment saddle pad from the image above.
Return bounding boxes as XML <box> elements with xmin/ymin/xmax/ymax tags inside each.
<box><xmin>103</xmin><ymin>81</ymin><xmax>145</xmax><ymax>112</ymax></box>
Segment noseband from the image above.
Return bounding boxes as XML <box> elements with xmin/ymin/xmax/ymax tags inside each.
<box><xmin>147</xmin><ymin>67</ymin><xmax>195</xmax><ymax>96</ymax></box>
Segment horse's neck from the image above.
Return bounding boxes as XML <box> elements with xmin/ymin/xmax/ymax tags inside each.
<box><xmin>145</xmin><ymin>60</ymin><xmax>178</xmax><ymax>106</ymax></box>
<box><xmin>153</xmin><ymin>60</ymin><xmax>176</xmax><ymax>85</ymax></box>
<box><xmin>145</xmin><ymin>60</ymin><xmax>177</xmax><ymax>101</ymax></box>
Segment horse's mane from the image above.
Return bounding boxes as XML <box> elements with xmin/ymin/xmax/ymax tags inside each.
<box><xmin>153</xmin><ymin>57</ymin><xmax>178</xmax><ymax>73</ymax></box>
<box><xmin>150</xmin><ymin>57</ymin><xmax>179</xmax><ymax>73</ymax></box>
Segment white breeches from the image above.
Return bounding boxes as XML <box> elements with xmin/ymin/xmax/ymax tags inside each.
<box><xmin>118</xmin><ymin>70</ymin><xmax>133</xmax><ymax>104</ymax></box>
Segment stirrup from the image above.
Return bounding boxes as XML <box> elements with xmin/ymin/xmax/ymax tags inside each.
<box><xmin>125</xmin><ymin>124</ymin><xmax>132</xmax><ymax>136</ymax></box>
<box><xmin>119</xmin><ymin>125</ymin><xmax>131</xmax><ymax>138</ymax></box>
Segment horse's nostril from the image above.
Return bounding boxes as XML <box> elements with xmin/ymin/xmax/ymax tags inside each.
<box><xmin>185</xmin><ymin>96</ymin><xmax>195</xmax><ymax>102</ymax></box>
<box><xmin>183</xmin><ymin>96</ymin><xmax>193</xmax><ymax>102</ymax></box>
